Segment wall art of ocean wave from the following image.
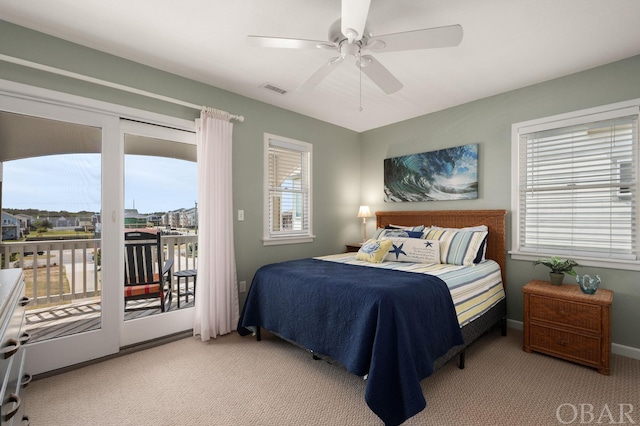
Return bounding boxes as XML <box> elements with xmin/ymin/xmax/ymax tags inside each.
<box><xmin>384</xmin><ymin>144</ymin><xmax>478</xmax><ymax>202</ymax></box>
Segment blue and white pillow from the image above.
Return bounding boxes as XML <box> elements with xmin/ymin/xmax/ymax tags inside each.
<box><xmin>382</xmin><ymin>237</ymin><xmax>440</xmax><ymax>263</ymax></box>
<box><xmin>387</xmin><ymin>224</ymin><xmax>426</xmax><ymax>232</ymax></box>
<box><xmin>431</xmin><ymin>225</ymin><xmax>489</xmax><ymax>261</ymax></box>
<box><xmin>377</xmin><ymin>229</ymin><xmax>425</xmax><ymax>239</ymax></box>
<box><xmin>374</xmin><ymin>224</ymin><xmax>426</xmax><ymax>239</ymax></box>
<box><xmin>423</xmin><ymin>228</ymin><xmax>488</xmax><ymax>266</ymax></box>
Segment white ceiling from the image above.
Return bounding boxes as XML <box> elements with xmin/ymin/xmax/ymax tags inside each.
<box><xmin>1</xmin><ymin>0</ymin><xmax>640</xmax><ymax>132</ymax></box>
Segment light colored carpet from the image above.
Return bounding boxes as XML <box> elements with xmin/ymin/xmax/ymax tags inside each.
<box><xmin>27</xmin><ymin>329</ymin><xmax>639</xmax><ymax>425</ymax></box>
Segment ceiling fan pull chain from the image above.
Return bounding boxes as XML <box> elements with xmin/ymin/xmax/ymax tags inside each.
<box><xmin>359</xmin><ymin>53</ymin><xmax>363</xmax><ymax>112</ymax></box>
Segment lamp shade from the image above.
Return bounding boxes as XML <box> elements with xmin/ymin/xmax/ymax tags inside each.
<box><xmin>357</xmin><ymin>205</ymin><xmax>372</xmax><ymax>218</ymax></box>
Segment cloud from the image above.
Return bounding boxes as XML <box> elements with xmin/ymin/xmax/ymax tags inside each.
<box><xmin>4</xmin><ymin>154</ymin><xmax>197</xmax><ymax>213</ymax></box>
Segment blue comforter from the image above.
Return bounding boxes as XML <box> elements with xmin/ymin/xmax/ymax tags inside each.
<box><xmin>238</xmin><ymin>258</ymin><xmax>464</xmax><ymax>425</ymax></box>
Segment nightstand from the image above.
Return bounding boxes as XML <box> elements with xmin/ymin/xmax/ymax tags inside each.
<box><xmin>345</xmin><ymin>243</ymin><xmax>363</xmax><ymax>253</ymax></box>
<box><xmin>523</xmin><ymin>280</ymin><xmax>613</xmax><ymax>375</ymax></box>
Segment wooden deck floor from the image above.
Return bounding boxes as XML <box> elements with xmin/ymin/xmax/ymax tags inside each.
<box><xmin>26</xmin><ymin>292</ymin><xmax>194</xmax><ymax>343</ymax></box>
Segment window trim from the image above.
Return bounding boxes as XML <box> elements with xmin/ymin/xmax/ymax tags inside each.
<box><xmin>510</xmin><ymin>98</ymin><xmax>640</xmax><ymax>272</ymax></box>
<box><xmin>262</xmin><ymin>133</ymin><xmax>314</xmax><ymax>246</ymax></box>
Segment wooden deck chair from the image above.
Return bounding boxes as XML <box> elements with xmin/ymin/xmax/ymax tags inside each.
<box><xmin>124</xmin><ymin>230</ymin><xmax>173</xmax><ymax>312</ymax></box>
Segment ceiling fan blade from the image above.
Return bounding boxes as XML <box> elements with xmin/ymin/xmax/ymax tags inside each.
<box><xmin>366</xmin><ymin>24</ymin><xmax>463</xmax><ymax>52</ymax></box>
<box><xmin>341</xmin><ymin>0</ymin><xmax>371</xmax><ymax>42</ymax></box>
<box><xmin>356</xmin><ymin>55</ymin><xmax>403</xmax><ymax>94</ymax></box>
<box><xmin>247</xmin><ymin>35</ymin><xmax>334</xmax><ymax>50</ymax></box>
<box><xmin>297</xmin><ymin>57</ymin><xmax>344</xmax><ymax>91</ymax></box>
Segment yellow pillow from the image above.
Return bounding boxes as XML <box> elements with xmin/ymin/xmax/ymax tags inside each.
<box><xmin>355</xmin><ymin>239</ymin><xmax>393</xmax><ymax>263</ymax></box>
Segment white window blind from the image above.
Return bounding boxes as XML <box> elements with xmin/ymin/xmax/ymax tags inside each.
<box><xmin>263</xmin><ymin>134</ymin><xmax>313</xmax><ymax>245</ymax></box>
<box><xmin>518</xmin><ymin>113</ymin><xmax>638</xmax><ymax>260</ymax></box>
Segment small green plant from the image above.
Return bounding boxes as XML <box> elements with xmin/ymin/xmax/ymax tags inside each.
<box><xmin>533</xmin><ymin>256</ymin><xmax>580</xmax><ymax>276</ymax></box>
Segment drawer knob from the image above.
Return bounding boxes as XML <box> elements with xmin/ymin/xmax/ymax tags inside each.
<box><xmin>21</xmin><ymin>373</ymin><xmax>33</xmax><ymax>389</ymax></box>
<box><xmin>1</xmin><ymin>338</ymin><xmax>20</xmax><ymax>359</ymax></box>
<box><xmin>2</xmin><ymin>393</ymin><xmax>21</xmax><ymax>421</ymax></box>
<box><xmin>19</xmin><ymin>332</ymin><xmax>30</xmax><ymax>346</ymax></box>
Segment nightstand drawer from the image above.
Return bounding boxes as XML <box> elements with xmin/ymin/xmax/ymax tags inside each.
<box><xmin>529</xmin><ymin>324</ymin><xmax>601</xmax><ymax>366</ymax></box>
<box><xmin>529</xmin><ymin>294</ymin><xmax>602</xmax><ymax>333</ymax></box>
<box><xmin>345</xmin><ymin>243</ymin><xmax>362</xmax><ymax>253</ymax></box>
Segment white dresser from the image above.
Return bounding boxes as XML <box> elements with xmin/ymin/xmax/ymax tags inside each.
<box><xmin>0</xmin><ymin>269</ymin><xmax>30</xmax><ymax>425</ymax></box>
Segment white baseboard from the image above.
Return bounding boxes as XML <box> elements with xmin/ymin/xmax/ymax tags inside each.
<box><xmin>507</xmin><ymin>319</ymin><xmax>523</xmax><ymax>331</ymax></box>
<box><xmin>611</xmin><ymin>343</ymin><xmax>640</xmax><ymax>360</ymax></box>
<box><xmin>505</xmin><ymin>319</ymin><xmax>640</xmax><ymax>360</ymax></box>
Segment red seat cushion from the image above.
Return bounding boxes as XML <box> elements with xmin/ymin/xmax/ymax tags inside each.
<box><xmin>124</xmin><ymin>283</ymin><xmax>162</xmax><ymax>298</ymax></box>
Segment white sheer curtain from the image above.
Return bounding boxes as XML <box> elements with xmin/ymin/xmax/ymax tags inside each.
<box><xmin>193</xmin><ymin>109</ymin><xmax>239</xmax><ymax>340</ymax></box>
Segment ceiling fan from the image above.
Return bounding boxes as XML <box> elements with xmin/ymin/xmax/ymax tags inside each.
<box><xmin>247</xmin><ymin>0</ymin><xmax>463</xmax><ymax>94</ymax></box>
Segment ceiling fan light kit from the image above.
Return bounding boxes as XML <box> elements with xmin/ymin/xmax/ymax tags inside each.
<box><xmin>248</xmin><ymin>1</ymin><xmax>463</xmax><ymax>96</ymax></box>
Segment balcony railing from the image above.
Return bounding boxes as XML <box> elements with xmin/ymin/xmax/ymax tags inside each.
<box><xmin>0</xmin><ymin>234</ymin><xmax>198</xmax><ymax>307</ymax></box>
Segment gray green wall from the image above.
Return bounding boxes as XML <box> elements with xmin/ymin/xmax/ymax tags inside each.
<box><xmin>1</xmin><ymin>20</ymin><xmax>638</xmax><ymax>352</ymax></box>
<box><xmin>361</xmin><ymin>55</ymin><xmax>640</xmax><ymax>351</ymax></box>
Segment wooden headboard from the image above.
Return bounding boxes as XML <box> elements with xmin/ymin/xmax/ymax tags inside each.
<box><xmin>376</xmin><ymin>210</ymin><xmax>508</xmax><ymax>286</ymax></box>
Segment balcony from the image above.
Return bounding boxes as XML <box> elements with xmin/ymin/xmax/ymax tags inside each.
<box><xmin>0</xmin><ymin>233</ymin><xmax>198</xmax><ymax>343</ymax></box>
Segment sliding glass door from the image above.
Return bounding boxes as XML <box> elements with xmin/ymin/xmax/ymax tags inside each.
<box><xmin>120</xmin><ymin>120</ymin><xmax>196</xmax><ymax>347</ymax></box>
<box><xmin>0</xmin><ymin>93</ymin><xmax>120</xmax><ymax>375</ymax></box>
<box><xmin>0</xmin><ymin>82</ymin><xmax>198</xmax><ymax>373</ymax></box>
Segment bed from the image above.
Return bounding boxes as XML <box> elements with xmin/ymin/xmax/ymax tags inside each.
<box><xmin>238</xmin><ymin>210</ymin><xmax>507</xmax><ymax>425</ymax></box>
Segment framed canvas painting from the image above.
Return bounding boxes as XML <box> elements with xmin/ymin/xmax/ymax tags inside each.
<box><xmin>384</xmin><ymin>144</ymin><xmax>478</xmax><ymax>202</ymax></box>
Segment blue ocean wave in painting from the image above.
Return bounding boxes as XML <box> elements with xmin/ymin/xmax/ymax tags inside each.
<box><xmin>384</xmin><ymin>144</ymin><xmax>478</xmax><ymax>202</ymax></box>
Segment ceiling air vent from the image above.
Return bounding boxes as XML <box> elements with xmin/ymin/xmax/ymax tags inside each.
<box><xmin>260</xmin><ymin>83</ymin><xmax>288</xmax><ymax>95</ymax></box>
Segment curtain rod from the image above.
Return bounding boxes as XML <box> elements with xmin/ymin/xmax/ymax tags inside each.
<box><xmin>0</xmin><ymin>53</ymin><xmax>245</xmax><ymax>122</ymax></box>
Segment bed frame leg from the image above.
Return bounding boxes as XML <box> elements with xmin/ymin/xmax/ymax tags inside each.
<box><xmin>458</xmin><ymin>351</ymin><xmax>465</xmax><ymax>369</ymax></box>
<box><xmin>256</xmin><ymin>327</ymin><xmax>261</xmax><ymax>341</ymax></box>
<box><xmin>501</xmin><ymin>317</ymin><xmax>507</xmax><ymax>336</ymax></box>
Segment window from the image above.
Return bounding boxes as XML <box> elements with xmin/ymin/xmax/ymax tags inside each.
<box><xmin>511</xmin><ymin>101</ymin><xmax>640</xmax><ymax>270</ymax></box>
<box><xmin>263</xmin><ymin>133</ymin><xmax>313</xmax><ymax>245</ymax></box>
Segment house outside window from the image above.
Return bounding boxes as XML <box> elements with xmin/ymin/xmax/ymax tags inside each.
<box><xmin>263</xmin><ymin>133</ymin><xmax>313</xmax><ymax>245</ymax></box>
<box><xmin>511</xmin><ymin>99</ymin><xmax>640</xmax><ymax>271</ymax></box>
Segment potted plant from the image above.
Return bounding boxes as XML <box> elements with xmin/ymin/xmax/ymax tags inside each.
<box><xmin>533</xmin><ymin>256</ymin><xmax>580</xmax><ymax>285</ymax></box>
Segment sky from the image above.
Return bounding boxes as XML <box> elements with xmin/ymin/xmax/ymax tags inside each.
<box><xmin>3</xmin><ymin>154</ymin><xmax>197</xmax><ymax>214</ymax></box>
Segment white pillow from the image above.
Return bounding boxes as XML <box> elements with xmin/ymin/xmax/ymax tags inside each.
<box><xmin>382</xmin><ymin>237</ymin><xmax>440</xmax><ymax>263</ymax></box>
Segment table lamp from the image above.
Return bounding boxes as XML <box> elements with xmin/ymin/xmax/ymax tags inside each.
<box><xmin>357</xmin><ymin>205</ymin><xmax>372</xmax><ymax>242</ymax></box>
